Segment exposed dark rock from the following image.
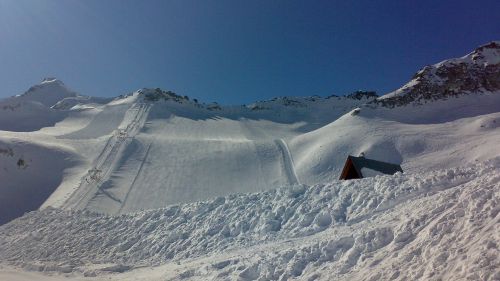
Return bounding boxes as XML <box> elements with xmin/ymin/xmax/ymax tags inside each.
<box><xmin>374</xmin><ymin>41</ymin><xmax>500</xmax><ymax>108</ymax></box>
<box><xmin>346</xmin><ymin>91</ymin><xmax>378</xmax><ymax>100</ymax></box>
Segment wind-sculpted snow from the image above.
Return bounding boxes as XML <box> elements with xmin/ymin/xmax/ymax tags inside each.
<box><xmin>0</xmin><ymin>160</ymin><xmax>498</xmax><ymax>280</ymax></box>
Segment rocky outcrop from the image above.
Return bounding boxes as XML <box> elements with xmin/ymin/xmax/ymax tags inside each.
<box><xmin>346</xmin><ymin>90</ymin><xmax>378</xmax><ymax>100</ymax></box>
<box><xmin>375</xmin><ymin>41</ymin><xmax>500</xmax><ymax>107</ymax></box>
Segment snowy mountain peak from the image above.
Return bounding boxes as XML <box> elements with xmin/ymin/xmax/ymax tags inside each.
<box><xmin>40</xmin><ymin>77</ymin><xmax>64</xmax><ymax>85</ymax></box>
<box><xmin>430</xmin><ymin>41</ymin><xmax>500</xmax><ymax>68</ymax></box>
<box><xmin>467</xmin><ymin>41</ymin><xmax>500</xmax><ymax>65</ymax></box>
<box><xmin>377</xmin><ymin>41</ymin><xmax>500</xmax><ymax>107</ymax></box>
<box><xmin>7</xmin><ymin>78</ymin><xmax>78</xmax><ymax>108</ymax></box>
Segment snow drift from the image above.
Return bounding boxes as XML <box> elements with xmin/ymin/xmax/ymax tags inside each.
<box><xmin>0</xmin><ymin>159</ymin><xmax>498</xmax><ymax>280</ymax></box>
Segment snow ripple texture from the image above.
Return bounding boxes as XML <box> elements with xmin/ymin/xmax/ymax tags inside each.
<box><xmin>0</xmin><ymin>159</ymin><xmax>499</xmax><ymax>280</ymax></box>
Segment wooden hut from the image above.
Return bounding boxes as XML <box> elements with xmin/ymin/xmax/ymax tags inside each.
<box><xmin>339</xmin><ymin>155</ymin><xmax>403</xmax><ymax>180</ymax></box>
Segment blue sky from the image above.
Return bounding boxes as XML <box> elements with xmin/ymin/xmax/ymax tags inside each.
<box><xmin>0</xmin><ymin>0</ymin><xmax>499</xmax><ymax>104</ymax></box>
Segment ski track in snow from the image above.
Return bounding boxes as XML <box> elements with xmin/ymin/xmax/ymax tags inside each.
<box><xmin>63</xmin><ymin>102</ymin><xmax>151</xmax><ymax>210</ymax></box>
<box><xmin>274</xmin><ymin>139</ymin><xmax>300</xmax><ymax>185</ymax></box>
<box><xmin>117</xmin><ymin>142</ymin><xmax>153</xmax><ymax>214</ymax></box>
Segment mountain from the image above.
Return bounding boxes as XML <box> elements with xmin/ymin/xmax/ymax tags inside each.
<box><xmin>59</xmin><ymin>89</ymin><xmax>376</xmax><ymax>214</ymax></box>
<box><xmin>0</xmin><ymin>78</ymin><xmax>77</xmax><ymax>131</ymax></box>
<box><xmin>4</xmin><ymin>77</ymin><xmax>78</xmax><ymax>107</ymax></box>
<box><xmin>376</xmin><ymin>41</ymin><xmax>500</xmax><ymax>107</ymax></box>
<box><xmin>0</xmin><ymin>42</ymin><xmax>499</xmax><ymax>281</ymax></box>
<box><xmin>0</xmin><ymin>78</ymin><xmax>115</xmax><ymax>132</ymax></box>
<box><xmin>0</xmin><ymin>82</ymin><xmax>377</xmax><ymax>221</ymax></box>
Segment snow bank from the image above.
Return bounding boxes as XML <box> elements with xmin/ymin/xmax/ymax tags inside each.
<box><xmin>0</xmin><ymin>159</ymin><xmax>498</xmax><ymax>280</ymax></box>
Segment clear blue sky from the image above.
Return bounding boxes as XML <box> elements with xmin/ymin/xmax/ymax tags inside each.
<box><xmin>0</xmin><ymin>0</ymin><xmax>499</xmax><ymax>104</ymax></box>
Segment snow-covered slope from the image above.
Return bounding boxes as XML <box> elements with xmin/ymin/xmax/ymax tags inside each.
<box><xmin>290</xmin><ymin>92</ymin><xmax>500</xmax><ymax>185</ymax></box>
<box><xmin>0</xmin><ymin>84</ymin><xmax>374</xmax><ymax>222</ymax></box>
<box><xmin>0</xmin><ymin>159</ymin><xmax>498</xmax><ymax>280</ymax></box>
<box><xmin>60</xmin><ymin>90</ymin><xmax>374</xmax><ymax>214</ymax></box>
<box><xmin>0</xmin><ymin>138</ymin><xmax>81</xmax><ymax>225</ymax></box>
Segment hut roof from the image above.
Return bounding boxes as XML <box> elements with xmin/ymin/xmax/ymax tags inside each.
<box><xmin>342</xmin><ymin>155</ymin><xmax>403</xmax><ymax>179</ymax></box>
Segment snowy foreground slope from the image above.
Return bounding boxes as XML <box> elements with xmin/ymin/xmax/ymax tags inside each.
<box><xmin>0</xmin><ymin>159</ymin><xmax>498</xmax><ymax>280</ymax></box>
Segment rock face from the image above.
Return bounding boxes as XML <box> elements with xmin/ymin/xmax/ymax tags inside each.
<box><xmin>376</xmin><ymin>41</ymin><xmax>500</xmax><ymax>107</ymax></box>
<box><xmin>346</xmin><ymin>90</ymin><xmax>378</xmax><ymax>100</ymax></box>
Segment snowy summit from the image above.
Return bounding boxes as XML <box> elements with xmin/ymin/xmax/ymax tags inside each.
<box><xmin>378</xmin><ymin>41</ymin><xmax>500</xmax><ymax>106</ymax></box>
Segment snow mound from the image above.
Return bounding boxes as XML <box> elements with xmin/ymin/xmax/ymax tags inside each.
<box><xmin>0</xmin><ymin>159</ymin><xmax>498</xmax><ymax>280</ymax></box>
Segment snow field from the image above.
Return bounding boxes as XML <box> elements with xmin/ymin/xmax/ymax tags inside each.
<box><xmin>60</xmin><ymin>104</ymin><xmax>129</xmax><ymax>139</ymax></box>
<box><xmin>0</xmin><ymin>159</ymin><xmax>498</xmax><ymax>280</ymax></box>
<box><xmin>72</xmin><ymin>97</ymin><xmax>319</xmax><ymax>214</ymax></box>
<box><xmin>3</xmin><ymin>87</ymin><xmax>360</xmax><ymax>219</ymax></box>
<box><xmin>70</xmin><ymin>92</ymin><xmax>500</xmax><ymax>216</ymax></box>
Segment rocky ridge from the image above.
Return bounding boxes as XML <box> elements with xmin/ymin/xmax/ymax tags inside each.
<box><xmin>375</xmin><ymin>41</ymin><xmax>500</xmax><ymax>107</ymax></box>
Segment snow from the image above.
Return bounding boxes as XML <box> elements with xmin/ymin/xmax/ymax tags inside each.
<box><xmin>7</xmin><ymin>78</ymin><xmax>77</xmax><ymax>108</ymax></box>
<box><xmin>290</xmin><ymin>92</ymin><xmax>500</xmax><ymax>185</ymax></box>
<box><xmin>0</xmin><ymin>43</ymin><xmax>499</xmax><ymax>280</ymax></box>
<box><xmin>359</xmin><ymin>167</ymin><xmax>390</xmax><ymax>178</ymax></box>
<box><xmin>437</xmin><ymin>40</ymin><xmax>500</xmax><ymax>67</ymax></box>
<box><xmin>0</xmin><ymin>138</ymin><xmax>81</xmax><ymax>225</ymax></box>
<box><xmin>0</xmin><ymin>86</ymin><xmax>377</xmax><ymax>224</ymax></box>
<box><xmin>33</xmin><ymin>91</ymin><xmax>370</xmax><ymax>215</ymax></box>
<box><xmin>0</xmin><ymin>158</ymin><xmax>498</xmax><ymax>280</ymax></box>
<box><xmin>0</xmin><ymin>78</ymin><xmax>81</xmax><ymax>132</ymax></box>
